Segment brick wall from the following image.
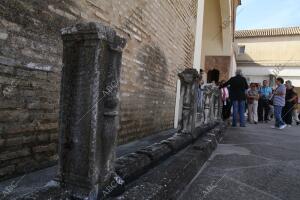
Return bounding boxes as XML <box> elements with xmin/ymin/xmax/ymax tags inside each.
<box><xmin>0</xmin><ymin>0</ymin><xmax>197</xmax><ymax>180</ymax></box>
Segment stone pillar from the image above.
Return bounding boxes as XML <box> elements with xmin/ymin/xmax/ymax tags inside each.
<box><xmin>58</xmin><ymin>22</ymin><xmax>126</xmax><ymax>199</ymax></box>
<box><xmin>177</xmin><ymin>68</ymin><xmax>199</xmax><ymax>136</ymax></box>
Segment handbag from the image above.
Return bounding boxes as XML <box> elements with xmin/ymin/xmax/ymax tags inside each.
<box><xmin>248</xmin><ymin>97</ymin><xmax>254</xmax><ymax>104</ymax></box>
<box><xmin>268</xmin><ymin>99</ymin><xmax>273</xmax><ymax>106</ymax></box>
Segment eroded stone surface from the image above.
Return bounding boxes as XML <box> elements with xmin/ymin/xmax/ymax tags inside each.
<box><xmin>177</xmin><ymin>68</ymin><xmax>199</xmax><ymax>136</ymax></box>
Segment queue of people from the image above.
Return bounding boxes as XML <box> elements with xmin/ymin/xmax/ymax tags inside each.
<box><xmin>218</xmin><ymin>70</ymin><xmax>300</xmax><ymax>129</ymax></box>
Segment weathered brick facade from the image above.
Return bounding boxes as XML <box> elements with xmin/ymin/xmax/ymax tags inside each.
<box><xmin>0</xmin><ymin>0</ymin><xmax>197</xmax><ymax>180</ymax></box>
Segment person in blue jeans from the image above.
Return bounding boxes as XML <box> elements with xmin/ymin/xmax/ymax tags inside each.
<box><xmin>271</xmin><ymin>77</ymin><xmax>287</xmax><ymax>129</ymax></box>
<box><xmin>258</xmin><ymin>80</ymin><xmax>273</xmax><ymax>123</ymax></box>
<box><xmin>220</xmin><ymin>69</ymin><xmax>249</xmax><ymax>127</ymax></box>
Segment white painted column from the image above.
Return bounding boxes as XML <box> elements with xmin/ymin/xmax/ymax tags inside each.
<box><xmin>230</xmin><ymin>53</ymin><xmax>237</xmax><ymax>76</ymax></box>
<box><xmin>193</xmin><ymin>0</ymin><xmax>205</xmax><ymax>72</ymax></box>
<box><xmin>174</xmin><ymin>79</ymin><xmax>181</xmax><ymax>128</ymax></box>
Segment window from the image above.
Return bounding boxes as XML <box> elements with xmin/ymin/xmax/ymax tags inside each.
<box><xmin>238</xmin><ymin>45</ymin><xmax>245</xmax><ymax>54</ymax></box>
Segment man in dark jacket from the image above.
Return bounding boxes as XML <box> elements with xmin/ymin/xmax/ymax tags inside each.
<box><xmin>221</xmin><ymin>69</ymin><xmax>249</xmax><ymax>127</ymax></box>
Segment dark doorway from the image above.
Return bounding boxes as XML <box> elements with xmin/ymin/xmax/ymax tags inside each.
<box><xmin>207</xmin><ymin>69</ymin><xmax>220</xmax><ymax>83</ymax></box>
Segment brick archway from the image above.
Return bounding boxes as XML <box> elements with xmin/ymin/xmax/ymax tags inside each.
<box><xmin>205</xmin><ymin>56</ymin><xmax>231</xmax><ymax>82</ymax></box>
<box><xmin>207</xmin><ymin>69</ymin><xmax>220</xmax><ymax>83</ymax></box>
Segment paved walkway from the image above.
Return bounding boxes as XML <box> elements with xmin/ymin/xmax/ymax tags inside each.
<box><xmin>179</xmin><ymin>123</ymin><xmax>300</xmax><ymax>200</ymax></box>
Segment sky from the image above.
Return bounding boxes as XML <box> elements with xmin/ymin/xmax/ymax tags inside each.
<box><xmin>236</xmin><ymin>0</ymin><xmax>300</xmax><ymax>30</ymax></box>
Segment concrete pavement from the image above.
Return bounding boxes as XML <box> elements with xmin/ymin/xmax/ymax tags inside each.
<box><xmin>179</xmin><ymin>123</ymin><xmax>300</xmax><ymax>200</ymax></box>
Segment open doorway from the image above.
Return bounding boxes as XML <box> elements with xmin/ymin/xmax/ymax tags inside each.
<box><xmin>207</xmin><ymin>69</ymin><xmax>220</xmax><ymax>83</ymax></box>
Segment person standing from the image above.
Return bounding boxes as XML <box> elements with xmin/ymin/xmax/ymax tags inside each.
<box><xmin>220</xmin><ymin>80</ymin><xmax>231</xmax><ymax>123</ymax></box>
<box><xmin>282</xmin><ymin>81</ymin><xmax>298</xmax><ymax>127</ymax></box>
<box><xmin>258</xmin><ymin>80</ymin><xmax>272</xmax><ymax>123</ymax></box>
<box><xmin>247</xmin><ymin>83</ymin><xmax>259</xmax><ymax>124</ymax></box>
<box><xmin>221</xmin><ymin>69</ymin><xmax>248</xmax><ymax>127</ymax></box>
<box><xmin>271</xmin><ymin>77</ymin><xmax>286</xmax><ymax>129</ymax></box>
<box><xmin>291</xmin><ymin>86</ymin><xmax>300</xmax><ymax>126</ymax></box>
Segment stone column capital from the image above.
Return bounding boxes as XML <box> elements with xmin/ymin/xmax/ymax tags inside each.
<box><xmin>61</xmin><ymin>22</ymin><xmax>126</xmax><ymax>51</ymax></box>
<box><xmin>178</xmin><ymin>68</ymin><xmax>199</xmax><ymax>84</ymax></box>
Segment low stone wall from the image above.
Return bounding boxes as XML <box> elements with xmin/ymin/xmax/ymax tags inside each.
<box><xmin>115</xmin><ymin>122</ymin><xmax>227</xmax><ymax>200</ymax></box>
<box><xmin>116</xmin><ymin>122</ymin><xmax>217</xmax><ymax>182</ymax></box>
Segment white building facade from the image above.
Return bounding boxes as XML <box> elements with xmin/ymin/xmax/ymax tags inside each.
<box><xmin>235</xmin><ymin>27</ymin><xmax>300</xmax><ymax>88</ymax></box>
